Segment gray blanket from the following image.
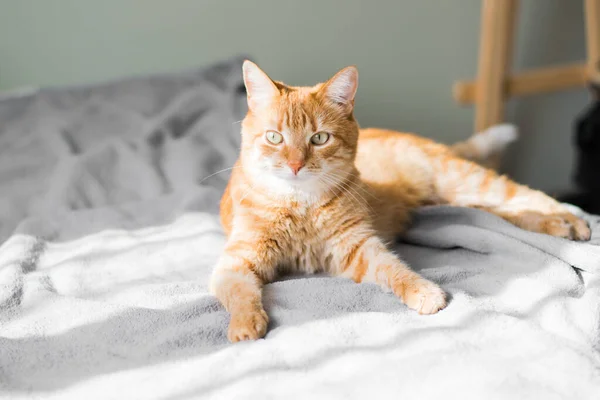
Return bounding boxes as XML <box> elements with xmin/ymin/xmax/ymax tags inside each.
<box><xmin>1</xmin><ymin>56</ymin><xmax>599</xmax><ymax>400</ymax></box>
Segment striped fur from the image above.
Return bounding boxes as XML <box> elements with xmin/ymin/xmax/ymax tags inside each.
<box><xmin>211</xmin><ymin>61</ymin><xmax>591</xmax><ymax>342</ymax></box>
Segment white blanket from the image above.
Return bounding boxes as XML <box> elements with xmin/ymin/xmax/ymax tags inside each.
<box><xmin>1</xmin><ymin>57</ymin><xmax>600</xmax><ymax>400</ymax></box>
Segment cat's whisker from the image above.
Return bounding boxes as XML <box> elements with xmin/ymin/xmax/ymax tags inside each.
<box><xmin>238</xmin><ymin>180</ymin><xmax>259</xmax><ymax>205</ymax></box>
<box><xmin>340</xmin><ymin>183</ymin><xmax>377</xmax><ymax>216</ymax></box>
<box><xmin>335</xmin><ymin>178</ymin><xmax>376</xmax><ymax>203</ymax></box>
<box><xmin>317</xmin><ymin>176</ymin><xmax>343</xmax><ymax>205</ymax></box>
<box><xmin>319</xmin><ymin>173</ymin><xmax>375</xmax><ymax>217</ymax></box>
<box><xmin>325</xmin><ymin>170</ymin><xmax>379</xmax><ymax>201</ymax></box>
<box><xmin>320</xmin><ymin>172</ymin><xmax>377</xmax><ymax>214</ymax></box>
<box><xmin>317</xmin><ymin>179</ymin><xmax>347</xmax><ymax>214</ymax></box>
<box><xmin>238</xmin><ymin>189</ymin><xmax>252</xmax><ymax>204</ymax></box>
<box><xmin>343</xmin><ymin>186</ymin><xmax>377</xmax><ymax>216</ymax></box>
<box><xmin>198</xmin><ymin>166</ymin><xmax>242</xmax><ymax>184</ymax></box>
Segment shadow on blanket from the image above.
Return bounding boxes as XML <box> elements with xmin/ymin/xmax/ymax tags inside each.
<box><xmin>0</xmin><ymin>276</ymin><xmax>597</xmax><ymax>394</ymax></box>
<box><xmin>1</xmin><ymin>205</ymin><xmax>600</xmax><ymax>393</ymax></box>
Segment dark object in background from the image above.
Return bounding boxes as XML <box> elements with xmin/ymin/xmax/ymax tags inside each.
<box><xmin>558</xmin><ymin>85</ymin><xmax>600</xmax><ymax>214</ymax></box>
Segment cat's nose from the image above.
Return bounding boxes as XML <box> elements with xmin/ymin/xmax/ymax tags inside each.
<box><xmin>287</xmin><ymin>160</ymin><xmax>305</xmax><ymax>175</ymax></box>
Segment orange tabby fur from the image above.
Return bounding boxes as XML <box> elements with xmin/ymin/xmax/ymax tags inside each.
<box><xmin>211</xmin><ymin>61</ymin><xmax>591</xmax><ymax>342</ymax></box>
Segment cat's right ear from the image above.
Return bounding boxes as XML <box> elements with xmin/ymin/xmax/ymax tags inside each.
<box><xmin>242</xmin><ymin>60</ymin><xmax>279</xmax><ymax>111</ymax></box>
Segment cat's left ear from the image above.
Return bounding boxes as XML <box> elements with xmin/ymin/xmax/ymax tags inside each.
<box><xmin>320</xmin><ymin>66</ymin><xmax>359</xmax><ymax>112</ymax></box>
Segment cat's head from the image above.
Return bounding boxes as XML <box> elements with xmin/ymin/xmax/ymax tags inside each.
<box><xmin>239</xmin><ymin>61</ymin><xmax>360</xmax><ymax>198</ymax></box>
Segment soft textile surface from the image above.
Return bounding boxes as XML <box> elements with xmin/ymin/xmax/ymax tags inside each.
<box><xmin>1</xmin><ymin>57</ymin><xmax>600</xmax><ymax>400</ymax></box>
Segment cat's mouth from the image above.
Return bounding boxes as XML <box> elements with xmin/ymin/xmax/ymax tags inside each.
<box><xmin>271</xmin><ymin>167</ymin><xmax>312</xmax><ymax>181</ymax></box>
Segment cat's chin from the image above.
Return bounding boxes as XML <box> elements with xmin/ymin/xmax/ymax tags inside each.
<box><xmin>279</xmin><ymin>174</ymin><xmax>312</xmax><ymax>184</ymax></box>
<box><xmin>264</xmin><ymin>174</ymin><xmax>329</xmax><ymax>199</ymax></box>
<box><xmin>275</xmin><ymin>176</ymin><xmax>318</xmax><ymax>190</ymax></box>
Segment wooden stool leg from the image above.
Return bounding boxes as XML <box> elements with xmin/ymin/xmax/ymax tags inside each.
<box><xmin>585</xmin><ymin>0</ymin><xmax>600</xmax><ymax>81</ymax></box>
<box><xmin>474</xmin><ymin>0</ymin><xmax>519</xmax><ymax>168</ymax></box>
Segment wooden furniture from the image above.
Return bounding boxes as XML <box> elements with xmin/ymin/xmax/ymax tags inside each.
<box><xmin>453</xmin><ymin>0</ymin><xmax>600</xmax><ymax>168</ymax></box>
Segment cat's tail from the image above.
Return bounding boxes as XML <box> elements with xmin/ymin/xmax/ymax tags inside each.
<box><xmin>450</xmin><ymin>124</ymin><xmax>518</xmax><ymax>163</ymax></box>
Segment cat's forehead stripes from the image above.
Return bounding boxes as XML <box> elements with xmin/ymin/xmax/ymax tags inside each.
<box><xmin>275</xmin><ymin>90</ymin><xmax>319</xmax><ymax>134</ymax></box>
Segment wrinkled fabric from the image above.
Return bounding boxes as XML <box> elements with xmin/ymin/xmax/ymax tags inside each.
<box><xmin>0</xmin><ymin>56</ymin><xmax>599</xmax><ymax>400</ymax></box>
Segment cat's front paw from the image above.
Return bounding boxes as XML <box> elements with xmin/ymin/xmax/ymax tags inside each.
<box><xmin>228</xmin><ymin>307</ymin><xmax>269</xmax><ymax>342</ymax></box>
<box><xmin>401</xmin><ymin>278</ymin><xmax>447</xmax><ymax>315</ymax></box>
<box><xmin>542</xmin><ymin>213</ymin><xmax>591</xmax><ymax>241</ymax></box>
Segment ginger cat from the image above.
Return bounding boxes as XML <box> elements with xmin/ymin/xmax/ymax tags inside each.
<box><xmin>211</xmin><ymin>61</ymin><xmax>591</xmax><ymax>342</ymax></box>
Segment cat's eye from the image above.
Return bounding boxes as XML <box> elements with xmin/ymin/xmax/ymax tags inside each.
<box><xmin>266</xmin><ymin>130</ymin><xmax>283</xmax><ymax>145</ymax></box>
<box><xmin>310</xmin><ymin>132</ymin><xmax>330</xmax><ymax>145</ymax></box>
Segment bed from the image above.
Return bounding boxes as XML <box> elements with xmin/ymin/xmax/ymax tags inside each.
<box><xmin>1</xmin><ymin>56</ymin><xmax>599</xmax><ymax>400</ymax></box>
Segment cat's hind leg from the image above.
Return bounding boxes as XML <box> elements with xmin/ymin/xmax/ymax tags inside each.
<box><xmin>432</xmin><ymin>156</ymin><xmax>591</xmax><ymax>241</ymax></box>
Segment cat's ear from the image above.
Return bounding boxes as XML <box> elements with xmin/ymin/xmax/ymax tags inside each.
<box><xmin>321</xmin><ymin>66</ymin><xmax>359</xmax><ymax>112</ymax></box>
<box><xmin>242</xmin><ymin>60</ymin><xmax>279</xmax><ymax>111</ymax></box>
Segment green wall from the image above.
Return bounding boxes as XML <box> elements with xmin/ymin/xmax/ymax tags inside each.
<box><xmin>0</xmin><ymin>0</ymin><xmax>590</xmax><ymax>193</ymax></box>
